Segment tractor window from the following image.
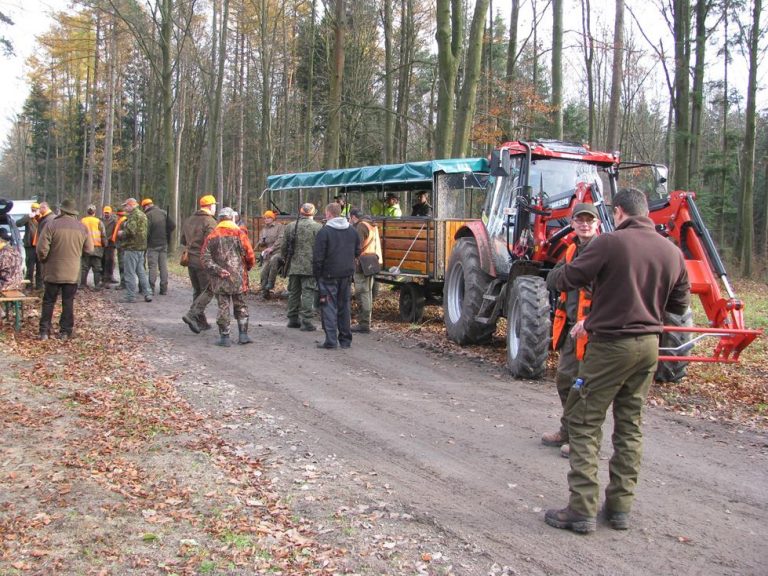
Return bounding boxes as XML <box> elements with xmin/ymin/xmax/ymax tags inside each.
<box><xmin>436</xmin><ymin>172</ymin><xmax>489</xmax><ymax>219</ymax></box>
<box><xmin>528</xmin><ymin>159</ymin><xmax>604</xmax><ymax>204</ymax></box>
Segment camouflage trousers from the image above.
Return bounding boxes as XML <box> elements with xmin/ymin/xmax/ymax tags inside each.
<box><xmin>565</xmin><ymin>334</ymin><xmax>658</xmax><ymax>517</ymax></box>
<box><xmin>215</xmin><ymin>292</ymin><xmax>248</xmax><ymax>333</ymax></box>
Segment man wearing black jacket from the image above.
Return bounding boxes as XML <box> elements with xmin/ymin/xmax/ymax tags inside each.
<box><xmin>142</xmin><ymin>198</ymin><xmax>175</xmax><ymax>295</ymax></box>
<box><xmin>312</xmin><ymin>203</ymin><xmax>361</xmax><ymax>349</ymax></box>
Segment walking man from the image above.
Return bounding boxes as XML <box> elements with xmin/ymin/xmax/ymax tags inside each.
<box><xmin>36</xmin><ymin>199</ymin><xmax>94</xmax><ymax>340</ymax></box>
<box><xmin>142</xmin><ymin>198</ymin><xmax>175</xmax><ymax>295</ymax></box>
<box><xmin>181</xmin><ymin>195</ymin><xmax>218</xmax><ymax>333</ymax></box>
<box><xmin>118</xmin><ymin>198</ymin><xmax>152</xmax><ymax>303</ymax></box>
<box><xmin>201</xmin><ymin>207</ymin><xmax>256</xmax><ymax>346</ymax></box>
<box><xmin>280</xmin><ymin>203</ymin><xmax>322</xmax><ymax>331</ymax></box>
<box><xmin>544</xmin><ymin>188</ymin><xmax>690</xmax><ymax>533</ymax></box>
<box><xmin>313</xmin><ymin>202</ymin><xmax>360</xmax><ymax>349</ymax></box>
<box><xmin>541</xmin><ymin>203</ymin><xmax>600</xmax><ymax>458</ymax></box>
<box><xmin>349</xmin><ymin>208</ymin><xmax>381</xmax><ymax>334</ymax></box>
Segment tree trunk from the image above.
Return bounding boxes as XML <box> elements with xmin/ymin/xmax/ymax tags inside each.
<box><xmin>453</xmin><ymin>0</ymin><xmax>490</xmax><ymax>157</ymax></box>
<box><xmin>383</xmin><ymin>0</ymin><xmax>393</xmax><ymax>163</ymax></box>
<box><xmin>503</xmin><ymin>0</ymin><xmax>519</xmax><ymax>140</ymax></box>
<box><xmin>324</xmin><ymin>0</ymin><xmax>345</xmax><ymax>168</ymax></box>
<box><xmin>435</xmin><ymin>0</ymin><xmax>463</xmax><ymax>158</ymax></box>
<box><xmin>260</xmin><ymin>0</ymin><xmax>273</xmax><ymax>189</ymax></box>
<box><xmin>689</xmin><ymin>0</ymin><xmax>708</xmax><ymax>189</ymax></box>
<box><xmin>739</xmin><ymin>0</ymin><xmax>761</xmax><ymax>277</ymax></box>
<box><xmin>303</xmin><ymin>0</ymin><xmax>316</xmax><ymax>169</ymax></box>
<box><xmin>580</xmin><ymin>0</ymin><xmax>595</xmax><ymax>147</ymax></box>
<box><xmin>86</xmin><ymin>13</ymin><xmax>100</xmax><ymax>206</ymax></box>
<box><xmin>161</xmin><ymin>0</ymin><xmax>177</xmax><ymax>247</ymax></box>
<box><xmin>606</xmin><ymin>0</ymin><xmax>623</xmax><ymax>152</ymax></box>
<box><xmin>672</xmin><ymin>0</ymin><xmax>691</xmax><ymax>190</ymax></box>
<box><xmin>101</xmin><ymin>19</ymin><xmax>117</xmax><ymax>208</ymax></box>
<box><xmin>551</xmin><ymin>0</ymin><xmax>563</xmax><ymax>139</ymax></box>
<box><xmin>395</xmin><ymin>0</ymin><xmax>414</xmax><ymax>162</ymax></box>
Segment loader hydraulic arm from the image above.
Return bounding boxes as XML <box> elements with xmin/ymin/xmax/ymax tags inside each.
<box><xmin>651</xmin><ymin>191</ymin><xmax>761</xmax><ymax>361</ymax></box>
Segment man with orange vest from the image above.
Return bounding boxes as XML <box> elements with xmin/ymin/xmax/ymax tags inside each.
<box><xmin>101</xmin><ymin>206</ymin><xmax>118</xmax><ymax>285</ymax></box>
<box><xmin>349</xmin><ymin>208</ymin><xmax>382</xmax><ymax>334</ymax></box>
<box><xmin>111</xmin><ymin>210</ymin><xmax>128</xmax><ymax>289</ymax></box>
<box><xmin>541</xmin><ymin>202</ymin><xmax>600</xmax><ymax>458</ymax></box>
<box><xmin>80</xmin><ymin>205</ymin><xmax>107</xmax><ymax>289</ymax></box>
<box><xmin>31</xmin><ymin>202</ymin><xmax>54</xmax><ymax>289</ymax></box>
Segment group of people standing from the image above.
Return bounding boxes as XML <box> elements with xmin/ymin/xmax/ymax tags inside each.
<box><xmin>12</xmin><ymin>196</ymin><xmax>175</xmax><ymax>339</ymax></box>
<box><xmin>179</xmin><ymin>196</ymin><xmax>382</xmax><ymax>351</ymax></box>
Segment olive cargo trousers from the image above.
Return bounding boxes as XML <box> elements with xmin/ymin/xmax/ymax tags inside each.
<box><xmin>564</xmin><ymin>334</ymin><xmax>658</xmax><ymax>517</ymax></box>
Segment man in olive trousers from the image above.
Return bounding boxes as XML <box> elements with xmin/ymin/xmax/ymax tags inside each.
<box><xmin>544</xmin><ymin>188</ymin><xmax>690</xmax><ymax>533</ymax></box>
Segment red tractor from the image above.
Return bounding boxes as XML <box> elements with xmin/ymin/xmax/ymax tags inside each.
<box><xmin>443</xmin><ymin>139</ymin><xmax>761</xmax><ymax>381</ymax></box>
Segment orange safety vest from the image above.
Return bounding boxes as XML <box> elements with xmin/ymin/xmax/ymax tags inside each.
<box><xmin>111</xmin><ymin>215</ymin><xmax>127</xmax><ymax>244</ymax></box>
<box><xmin>31</xmin><ymin>210</ymin><xmax>52</xmax><ymax>247</ymax></box>
<box><xmin>359</xmin><ymin>220</ymin><xmax>382</xmax><ymax>262</ymax></box>
<box><xmin>551</xmin><ymin>243</ymin><xmax>591</xmax><ymax>360</ymax></box>
<box><xmin>81</xmin><ymin>215</ymin><xmax>104</xmax><ymax>248</ymax></box>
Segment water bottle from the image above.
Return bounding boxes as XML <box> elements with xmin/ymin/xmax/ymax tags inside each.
<box><xmin>572</xmin><ymin>377</ymin><xmax>584</xmax><ymax>390</ymax></box>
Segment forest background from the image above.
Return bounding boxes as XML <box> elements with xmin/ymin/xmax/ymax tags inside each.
<box><xmin>0</xmin><ymin>0</ymin><xmax>766</xmax><ymax>278</ymax></box>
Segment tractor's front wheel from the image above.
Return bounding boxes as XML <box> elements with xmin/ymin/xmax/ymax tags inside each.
<box><xmin>655</xmin><ymin>308</ymin><xmax>693</xmax><ymax>382</ymax></box>
<box><xmin>443</xmin><ymin>238</ymin><xmax>496</xmax><ymax>344</ymax></box>
<box><xmin>506</xmin><ymin>276</ymin><xmax>551</xmax><ymax>379</ymax></box>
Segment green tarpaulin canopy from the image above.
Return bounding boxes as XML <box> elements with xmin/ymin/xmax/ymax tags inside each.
<box><xmin>267</xmin><ymin>158</ymin><xmax>489</xmax><ymax>192</ymax></box>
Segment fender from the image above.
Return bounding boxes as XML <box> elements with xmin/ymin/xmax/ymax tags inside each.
<box><xmin>453</xmin><ymin>221</ymin><xmax>496</xmax><ymax>277</ymax></box>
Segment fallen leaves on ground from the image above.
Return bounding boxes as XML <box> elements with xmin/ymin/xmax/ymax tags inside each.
<box><xmin>0</xmin><ymin>292</ymin><xmax>342</xmax><ymax>574</ymax></box>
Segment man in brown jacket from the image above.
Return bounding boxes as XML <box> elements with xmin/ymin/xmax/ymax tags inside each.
<box><xmin>180</xmin><ymin>194</ymin><xmax>218</xmax><ymax>333</ymax></box>
<box><xmin>36</xmin><ymin>199</ymin><xmax>94</xmax><ymax>340</ymax></box>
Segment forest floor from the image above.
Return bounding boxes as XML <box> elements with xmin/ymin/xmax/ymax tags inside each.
<box><xmin>1</xmin><ymin>273</ymin><xmax>766</xmax><ymax>575</ymax></box>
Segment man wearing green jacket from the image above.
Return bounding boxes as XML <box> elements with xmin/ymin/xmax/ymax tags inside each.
<box><xmin>118</xmin><ymin>197</ymin><xmax>152</xmax><ymax>303</ymax></box>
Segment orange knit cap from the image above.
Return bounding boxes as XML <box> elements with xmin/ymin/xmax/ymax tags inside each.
<box><xmin>263</xmin><ymin>210</ymin><xmax>277</xmax><ymax>219</ymax></box>
<box><xmin>140</xmin><ymin>198</ymin><xmax>153</xmax><ymax>207</ymax></box>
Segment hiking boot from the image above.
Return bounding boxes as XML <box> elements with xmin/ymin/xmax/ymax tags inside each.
<box><xmin>262</xmin><ymin>289</ymin><xmax>272</xmax><ymax>300</ymax></box>
<box><xmin>120</xmin><ymin>297</ymin><xmax>136</xmax><ymax>303</ymax></box>
<box><xmin>541</xmin><ymin>429</ymin><xmax>568</xmax><ymax>447</ymax></box>
<box><xmin>182</xmin><ymin>314</ymin><xmax>201</xmax><ymax>334</ymax></box>
<box><xmin>57</xmin><ymin>332</ymin><xmax>71</xmax><ymax>341</ymax></box>
<box><xmin>197</xmin><ymin>316</ymin><xmax>212</xmax><ymax>331</ymax></box>
<box><xmin>287</xmin><ymin>319</ymin><xmax>301</xmax><ymax>329</ymax></box>
<box><xmin>300</xmin><ymin>322</ymin><xmax>317</xmax><ymax>332</ymax></box>
<box><xmin>601</xmin><ymin>507</ymin><xmax>630</xmax><ymax>530</ymax></box>
<box><xmin>316</xmin><ymin>342</ymin><xmax>337</xmax><ymax>349</ymax></box>
<box><xmin>350</xmin><ymin>324</ymin><xmax>370</xmax><ymax>333</ymax></box>
<box><xmin>544</xmin><ymin>507</ymin><xmax>596</xmax><ymax>534</ymax></box>
<box><xmin>144</xmin><ymin>295</ymin><xmax>153</xmax><ymax>302</ymax></box>
<box><xmin>38</xmin><ymin>332</ymin><xmax>49</xmax><ymax>341</ymax></box>
<box><xmin>560</xmin><ymin>443</ymin><xmax>570</xmax><ymax>458</ymax></box>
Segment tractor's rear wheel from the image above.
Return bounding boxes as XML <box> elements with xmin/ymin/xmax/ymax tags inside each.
<box><xmin>443</xmin><ymin>238</ymin><xmax>496</xmax><ymax>344</ymax></box>
<box><xmin>655</xmin><ymin>308</ymin><xmax>693</xmax><ymax>382</ymax></box>
<box><xmin>506</xmin><ymin>276</ymin><xmax>551</xmax><ymax>380</ymax></box>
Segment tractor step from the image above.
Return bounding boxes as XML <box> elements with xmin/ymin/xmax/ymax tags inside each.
<box><xmin>476</xmin><ymin>279</ymin><xmax>506</xmax><ymax>322</ymax></box>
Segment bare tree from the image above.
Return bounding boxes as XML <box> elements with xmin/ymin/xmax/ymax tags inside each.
<box><xmin>606</xmin><ymin>0</ymin><xmax>624</xmax><ymax>152</ymax></box>
<box><xmin>551</xmin><ymin>0</ymin><xmax>563</xmax><ymax>139</ymax></box>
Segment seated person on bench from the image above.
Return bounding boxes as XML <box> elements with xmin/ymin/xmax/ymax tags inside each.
<box><xmin>0</xmin><ymin>228</ymin><xmax>23</xmax><ymax>292</ymax></box>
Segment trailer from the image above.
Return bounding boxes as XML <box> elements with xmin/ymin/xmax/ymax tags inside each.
<box><xmin>261</xmin><ymin>158</ymin><xmax>490</xmax><ymax>322</ymax></box>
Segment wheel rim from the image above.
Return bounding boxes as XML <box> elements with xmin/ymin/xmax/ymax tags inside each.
<box><xmin>508</xmin><ymin>297</ymin><xmax>520</xmax><ymax>358</ymax></box>
<box><xmin>446</xmin><ymin>261</ymin><xmax>464</xmax><ymax>323</ymax></box>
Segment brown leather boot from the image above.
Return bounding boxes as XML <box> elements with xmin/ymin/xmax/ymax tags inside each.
<box><xmin>541</xmin><ymin>429</ymin><xmax>568</xmax><ymax>447</ymax></box>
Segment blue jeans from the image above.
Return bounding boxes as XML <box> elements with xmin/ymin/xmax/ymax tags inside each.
<box><xmin>123</xmin><ymin>250</ymin><xmax>150</xmax><ymax>300</ymax></box>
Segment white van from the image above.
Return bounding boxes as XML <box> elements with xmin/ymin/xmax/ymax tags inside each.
<box><xmin>8</xmin><ymin>200</ymin><xmax>37</xmax><ymax>243</ymax></box>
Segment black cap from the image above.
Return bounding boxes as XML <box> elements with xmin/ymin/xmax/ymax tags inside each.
<box><xmin>349</xmin><ymin>208</ymin><xmax>363</xmax><ymax>219</ymax></box>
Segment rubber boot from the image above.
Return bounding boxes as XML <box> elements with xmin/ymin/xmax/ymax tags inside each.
<box><xmin>93</xmin><ymin>272</ymin><xmax>102</xmax><ymax>290</ymax></box>
<box><xmin>215</xmin><ymin>328</ymin><xmax>231</xmax><ymax>347</ymax></box>
<box><xmin>237</xmin><ymin>318</ymin><xmax>253</xmax><ymax>345</ymax></box>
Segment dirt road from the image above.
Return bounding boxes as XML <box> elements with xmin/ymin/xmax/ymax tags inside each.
<box><xmin>118</xmin><ymin>275</ymin><xmax>767</xmax><ymax>575</ymax></box>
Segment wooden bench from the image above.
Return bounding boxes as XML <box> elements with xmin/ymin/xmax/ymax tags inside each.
<box><xmin>0</xmin><ymin>289</ymin><xmax>39</xmax><ymax>331</ymax></box>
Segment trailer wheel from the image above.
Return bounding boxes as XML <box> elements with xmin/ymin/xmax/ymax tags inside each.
<box><xmin>506</xmin><ymin>276</ymin><xmax>550</xmax><ymax>379</ymax></box>
<box><xmin>444</xmin><ymin>238</ymin><xmax>496</xmax><ymax>344</ymax></box>
<box><xmin>655</xmin><ymin>308</ymin><xmax>693</xmax><ymax>382</ymax></box>
<box><xmin>399</xmin><ymin>282</ymin><xmax>426</xmax><ymax>323</ymax></box>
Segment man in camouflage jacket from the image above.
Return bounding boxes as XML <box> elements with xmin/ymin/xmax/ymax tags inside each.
<box><xmin>201</xmin><ymin>207</ymin><xmax>256</xmax><ymax>346</ymax></box>
<box><xmin>280</xmin><ymin>203</ymin><xmax>322</xmax><ymax>331</ymax></box>
<box><xmin>118</xmin><ymin>198</ymin><xmax>152</xmax><ymax>303</ymax></box>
